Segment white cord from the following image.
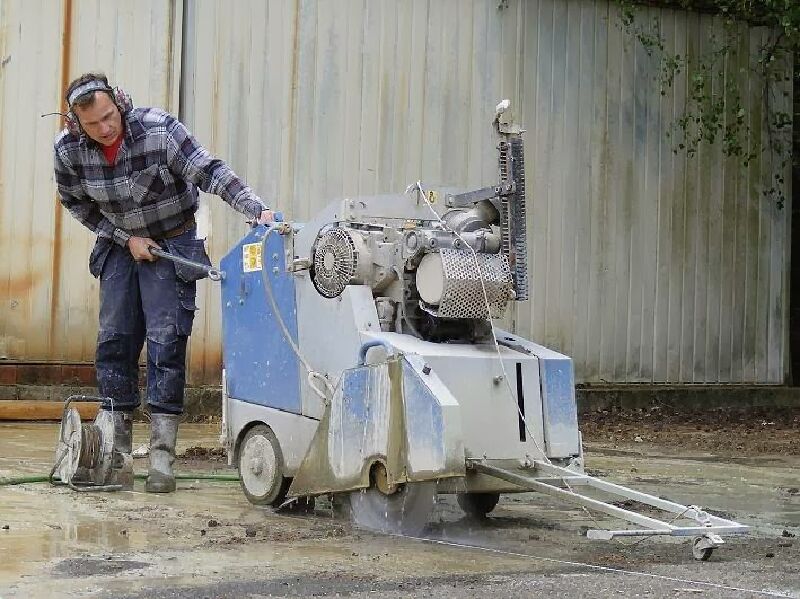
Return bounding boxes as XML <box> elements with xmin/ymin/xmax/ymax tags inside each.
<box><xmin>408</xmin><ymin>181</ymin><xmax>614</xmax><ymax>535</ymax></box>
<box><xmin>261</xmin><ymin>227</ymin><xmax>336</xmax><ymax>403</ymax></box>
<box><xmin>394</xmin><ymin>534</ymin><xmax>789</xmax><ymax>598</ymax></box>
<box><xmin>408</xmin><ymin>181</ymin><xmax>550</xmax><ymax>464</ymax></box>
<box><xmin>271</xmin><ymin>512</ymin><xmax>784</xmax><ymax>597</ymax></box>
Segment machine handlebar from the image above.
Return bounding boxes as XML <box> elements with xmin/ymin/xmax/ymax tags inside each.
<box><xmin>148</xmin><ymin>247</ymin><xmax>224</xmax><ymax>281</ymax></box>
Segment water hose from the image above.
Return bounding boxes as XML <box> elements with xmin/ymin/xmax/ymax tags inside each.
<box><xmin>0</xmin><ymin>473</ymin><xmax>240</xmax><ymax>486</ymax></box>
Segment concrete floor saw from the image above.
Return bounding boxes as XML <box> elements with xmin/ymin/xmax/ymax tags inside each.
<box><xmin>219</xmin><ymin>101</ymin><xmax>748</xmax><ymax>560</ymax></box>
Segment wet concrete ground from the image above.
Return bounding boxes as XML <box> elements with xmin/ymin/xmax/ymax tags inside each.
<box><xmin>1</xmin><ymin>423</ymin><xmax>798</xmax><ymax>598</ymax></box>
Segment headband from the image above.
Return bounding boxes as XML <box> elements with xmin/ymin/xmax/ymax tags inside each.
<box><xmin>67</xmin><ymin>79</ymin><xmax>112</xmax><ymax>107</ymax></box>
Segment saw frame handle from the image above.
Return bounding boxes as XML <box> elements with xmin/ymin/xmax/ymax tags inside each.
<box><xmin>148</xmin><ymin>246</ymin><xmax>224</xmax><ymax>281</ymax></box>
<box><xmin>249</xmin><ymin>210</ymin><xmax>285</xmax><ymax>227</ymax></box>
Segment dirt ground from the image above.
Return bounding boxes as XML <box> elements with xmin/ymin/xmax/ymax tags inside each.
<box><xmin>581</xmin><ymin>405</ymin><xmax>800</xmax><ymax>456</ymax></box>
<box><xmin>1</xmin><ymin>414</ymin><xmax>798</xmax><ymax>599</ymax></box>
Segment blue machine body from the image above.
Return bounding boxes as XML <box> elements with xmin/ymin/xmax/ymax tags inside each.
<box><xmin>220</xmin><ymin>225</ymin><xmax>302</xmax><ymax>413</ymax></box>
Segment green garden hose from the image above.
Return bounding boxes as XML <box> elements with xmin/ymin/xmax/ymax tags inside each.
<box><xmin>0</xmin><ymin>472</ymin><xmax>240</xmax><ymax>486</ymax></box>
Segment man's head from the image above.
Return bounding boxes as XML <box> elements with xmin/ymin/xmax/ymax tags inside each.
<box><xmin>65</xmin><ymin>73</ymin><xmax>123</xmax><ymax>146</ymax></box>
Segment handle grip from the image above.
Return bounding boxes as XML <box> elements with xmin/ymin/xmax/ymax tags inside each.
<box><xmin>148</xmin><ymin>247</ymin><xmax>224</xmax><ymax>281</ymax></box>
<box><xmin>250</xmin><ymin>210</ymin><xmax>285</xmax><ymax>228</ymax></box>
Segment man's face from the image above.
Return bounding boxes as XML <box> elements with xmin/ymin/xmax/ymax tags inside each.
<box><xmin>73</xmin><ymin>91</ymin><xmax>123</xmax><ymax>146</ymax></box>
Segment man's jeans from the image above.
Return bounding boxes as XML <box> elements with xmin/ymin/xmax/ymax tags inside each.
<box><xmin>89</xmin><ymin>230</ymin><xmax>208</xmax><ymax>415</ymax></box>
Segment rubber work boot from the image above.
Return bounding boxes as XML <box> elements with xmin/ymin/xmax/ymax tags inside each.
<box><xmin>146</xmin><ymin>413</ymin><xmax>180</xmax><ymax>493</ymax></box>
<box><xmin>108</xmin><ymin>410</ymin><xmax>134</xmax><ymax>490</ymax></box>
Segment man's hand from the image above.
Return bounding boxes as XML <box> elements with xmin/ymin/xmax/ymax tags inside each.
<box><xmin>127</xmin><ymin>236</ymin><xmax>161</xmax><ymax>262</ymax></box>
<box><xmin>256</xmin><ymin>209</ymin><xmax>275</xmax><ymax>225</ymax></box>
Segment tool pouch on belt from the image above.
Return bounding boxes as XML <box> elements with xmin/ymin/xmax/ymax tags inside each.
<box><xmin>163</xmin><ymin>237</ymin><xmax>212</xmax><ymax>282</ymax></box>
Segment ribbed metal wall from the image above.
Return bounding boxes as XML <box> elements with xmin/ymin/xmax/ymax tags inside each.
<box><xmin>179</xmin><ymin>0</ymin><xmax>516</xmax><ymax>383</ymax></box>
<box><xmin>515</xmin><ymin>2</ymin><xmax>792</xmax><ymax>384</ymax></box>
<box><xmin>180</xmin><ymin>0</ymin><xmax>791</xmax><ymax>384</ymax></box>
<box><xmin>0</xmin><ymin>0</ymin><xmax>182</xmax><ymax>362</ymax></box>
<box><xmin>0</xmin><ymin>0</ymin><xmax>791</xmax><ymax>385</ymax></box>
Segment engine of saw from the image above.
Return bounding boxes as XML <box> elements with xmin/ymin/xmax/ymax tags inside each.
<box><xmin>311</xmin><ymin>198</ymin><xmax>511</xmax><ymax>342</ymax></box>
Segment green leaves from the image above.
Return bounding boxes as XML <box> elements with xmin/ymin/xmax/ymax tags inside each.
<box><xmin>614</xmin><ymin>0</ymin><xmax>796</xmax><ymax>210</ymax></box>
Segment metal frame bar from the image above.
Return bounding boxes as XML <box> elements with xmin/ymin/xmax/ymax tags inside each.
<box><xmin>469</xmin><ymin>461</ymin><xmax>749</xmax><ymax>541</ymax></box>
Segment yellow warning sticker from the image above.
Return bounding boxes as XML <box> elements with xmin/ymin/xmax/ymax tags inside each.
<box><xmin>242</xmin><ymin>243</ymin><xmax>263</xmax><ymax>273</ymax></box>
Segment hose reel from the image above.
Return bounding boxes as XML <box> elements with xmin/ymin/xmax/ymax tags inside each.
<box><xmin>51</xmin><ymin>396</ymin><xmax>131</xmax><ymax>491</ymax></box>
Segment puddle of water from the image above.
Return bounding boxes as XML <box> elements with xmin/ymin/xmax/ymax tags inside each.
<box><xmin>0</xmin><ymin>422</ymin><xmax>236</xmax><ymax>585</ymax></box>
<box><xmin>0</xmin><ymin>483</ymin><xmax>241</xmax><ymax>583</ymax></box>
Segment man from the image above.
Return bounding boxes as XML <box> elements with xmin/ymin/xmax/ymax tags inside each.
<box><xmin>54</xmin><ymin>72</ymin><xmax>274</xmax><ymax>493</ymax></box>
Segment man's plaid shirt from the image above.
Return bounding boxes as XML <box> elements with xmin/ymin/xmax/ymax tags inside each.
<box><xmin>54</xmin><ymin>107</ymin><xmax>267</xmax><ymax>246</ymax></box>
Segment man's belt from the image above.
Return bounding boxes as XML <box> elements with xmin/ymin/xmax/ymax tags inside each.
<box><xmin>157</xmin><ymin>217</ymin><xmax>196</xmax><ymax>240</ymax></box>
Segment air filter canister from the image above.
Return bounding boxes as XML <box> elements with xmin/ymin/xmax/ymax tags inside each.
<box><xmin>416</xmin><ymin>249</ymin><xmax>513</xmax><ymax>319</ymax></box>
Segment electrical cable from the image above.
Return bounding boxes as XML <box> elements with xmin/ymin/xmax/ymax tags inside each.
<box><xmin>408</xmin><ymin>181</ymin><xmax>618</xmax><ymax>537</ymax></box>
<box><xmin>393</xmin><ymin>534</ymin><xmax>791</xmax><ymax>598</ymax></box>
<box><xmin>260</xmin><ymin>226</ymin><xmax>338</xmax><ymax>403</ymax></box>
<box><xmin>410</xmin><ymin>184</ymin><xmax>706</xmax><ymax>541</ymax></box>
<box><xmin>407</xmin><ymin>180</ymin><xmax>549</xmax><ymax>461</ymax></box>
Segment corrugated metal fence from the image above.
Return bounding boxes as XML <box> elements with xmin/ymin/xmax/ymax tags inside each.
<box><xmin>0</xmin><ymin>0</ymin><xmax>792</xmax><ymax>384</ymax></box>
<box><xmin>0</xmin><ymin>0</ymin><xmax>181</xmax><ymax>363</ymax></box>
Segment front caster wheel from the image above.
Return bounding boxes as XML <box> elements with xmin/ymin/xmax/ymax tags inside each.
<box><xmin>237</xmin><ymin>424</ymin><xmax>290</xmax><ymax>507</ymax></box>
<box><xmin>692</xmin><ymin>536</ymin><xmax>715</xmax><ymax>561</ymax></box>
<box><xmin>457</xmin><ymin>492</ymin><xmax>500</xmax><ymax>518</ymax></box>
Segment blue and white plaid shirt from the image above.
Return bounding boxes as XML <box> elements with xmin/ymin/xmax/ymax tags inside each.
<box><xmin>54</xmin><ymin>107</ymin><xmax>267</xmax><ymax>246</ymax></box>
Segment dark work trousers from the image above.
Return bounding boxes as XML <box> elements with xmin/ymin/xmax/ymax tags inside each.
<box><xmin>90</xmin><ymin>229</ymin><xmax>209</xmax><ymax>415</ymax></box>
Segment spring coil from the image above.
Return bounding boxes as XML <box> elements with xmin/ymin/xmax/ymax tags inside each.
<box><xmin>78</xmin><ymin>424</ymin><xmax>102</xmax><ymax>469</ymax></box>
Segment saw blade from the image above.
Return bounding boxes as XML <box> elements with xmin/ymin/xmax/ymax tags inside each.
<box><xmin>344</xmin><ymin>482</ymin><xmax>436</xmax><ymax>536</ymax></box>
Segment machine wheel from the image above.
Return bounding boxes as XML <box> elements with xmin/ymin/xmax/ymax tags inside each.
<box><xmin>692</xmin><ymin>536</ymin><xmax>714</xmax><ymax>561</ymax></box>
<box><xmin>341</xmin><ymin>482</ymin><xmax>437</xmax><ymax>535</ymax></box>
<box><xmin>457</xmin><ymin>492</ymin><xmax>501</xmax><ymax>518</ymax></box>
<box><xmin>237</xmin><ymin>424</ymin><xmax>289</xmax><ymax>507</ymax></box>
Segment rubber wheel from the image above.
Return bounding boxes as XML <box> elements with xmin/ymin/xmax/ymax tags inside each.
<box><xmin>457</xmin><ymin>492</ymin><xmax>501</xmax><ymax>518</ymax></box>
<box><xmin>237</xmin><ymin>424</ymin><xmax>289</xmax><ymax>507</ymax></box>
<box><xmin>341</xmin><ymin>482</ymin><xmax>437</xmax><ymax>535</ymax></box>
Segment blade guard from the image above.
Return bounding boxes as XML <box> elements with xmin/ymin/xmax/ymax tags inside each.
<box><xmin>288</xmin><ymin>352</ymin><xmax>465</xmax><ymax>497</ymax></box>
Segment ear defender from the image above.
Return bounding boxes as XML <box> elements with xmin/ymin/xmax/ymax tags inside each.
<box><xmin>112</xmin><ymin>87</ymin><xmax>133</xmax><ymax>114</ymax></box>
<box><xmin>64</xmin><ymin>79</ymin><xmax>133</xmax><ymax>136</ymax></box>
<box><xmin>64</xmin><ymin>111</ymin><xmax>82</xmax><ymax>136</ymax></box>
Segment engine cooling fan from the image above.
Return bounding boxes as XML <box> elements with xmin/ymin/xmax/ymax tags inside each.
<box><xmin>312</xmin><ymin>228</ymin><xmax>362</xmax><ymax>298</ymax></box>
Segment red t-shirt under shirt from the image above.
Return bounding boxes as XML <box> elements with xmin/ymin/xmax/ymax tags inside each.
<box><xmin>101</xmin><ymin>134</ymin><xmax>124</xmax><ymax>165</ymax></box>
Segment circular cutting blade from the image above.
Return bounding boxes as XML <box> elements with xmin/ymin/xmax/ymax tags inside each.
<box><xmin>345</xmin><ymin>482</ymin><xmax>436</xmax><ymax>536</ymax></box>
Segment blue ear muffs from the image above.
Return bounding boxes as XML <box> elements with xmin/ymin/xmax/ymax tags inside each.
<box><xmin>65</xmin><ymin>79</ymin><xmax>132</xmax><ymax>136</ymax></box>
